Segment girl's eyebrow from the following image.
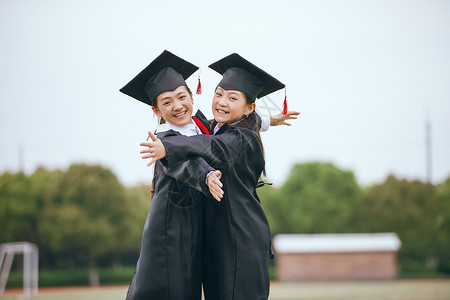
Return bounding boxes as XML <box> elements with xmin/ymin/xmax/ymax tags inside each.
<box><xmin>159</xmin><ymin>96</ymin><xmax>171</xmax><ymax>102</ymax></box>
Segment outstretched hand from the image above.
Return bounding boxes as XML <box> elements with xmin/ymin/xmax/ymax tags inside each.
<box><xmin>140</xmin><ymin>131</ymin><xmax>167</xmax><ymax>166</ymax></box>
<box><xmin>270</xmin><ymin>110</ymin><xmax>300</xmax><ymax>126</ymax></box>
<box><xmin>207</xmin><ymin>170</ymin><xmax>224</xmax><ymax>202</ymax></box>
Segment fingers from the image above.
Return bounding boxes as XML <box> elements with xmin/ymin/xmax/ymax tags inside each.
<box><xmin>210</xmin><ymin>184</ymin><xmax>224</xmax><ymax>201</ymax></box>
<box><xmin>207</xmin><ymin>171</ymin><xmax>224</xmax><ymax>201</ymax></box>
<box><xmin>275</xmin><ymin>111</ymin><xmax>300</xmax><ymax>126</ymax></box>
<box><xmin>287</xmin><ymin>110</ymin><xmax>300</xmax><ymax>116</ymax></box>
<box><xmin>210</xmin><ymin>186</ymin><xmax>223</xmax><ymax>202</ymax></box>
<box><xmin>209</xmin><ymin>177</ymin><xmax>224</xmax><ymax>193</ymax></box>
<box><xmin>284</xmin><ymin>112</ymin><xmax>299</xmax><ymax>120</ymax></box>
<box><xmin>283</xmin><ymin>111</ymin><xmax>300</xmax><ymax>122</ymax></box>
<box><xmin>140</xmin><ymin>141</ymin><xmax>157</xmax><ymax>155</ymax></box>
<box><xmin>212</xmin><ymin>191</ymin><xmax>221</xmax><ymax>202</ymax></box>
<box><xmin>211</xmin><ymin>171</ymin><xmax>223</xmax><ymax>190</ymax></box>
<box><xmin>148</xmin><ymin>131</ymin><xmax>158</xmax><ymax>142</ymax></box>
<box><xmin>141</xmin><ymin>147</ymin><xmax>158</xmax><ymax>156</ymax></box>
<box><xmin>141</xmin><ymin>152</ymin><xmax>161</xmax><ymax>164</ymax></box>
<box><xmin>140</xmin><ymin>142</ymin><xmax>152</xmax><ymax>147</ymax></box>
<box><xmin>208</xmin><ymin>180</ymin><xmax>222</xmax><ymax>200</ymax></box>
<box><xmin>140</xmin><ymin>133</ymin><xmax>163</xmax><ymax>167</ymax></box>
<box><xmin>146</xmin><ymin>158</ymin><xmax>156</xmax><ymax>167</ymax></box>
<box><xmin>214</xmin><ymin>170</ymin><xmax>222</xmax><ymax>182</ymax></box>
<box><xmin>140</xmin><ymin>148</ymin><xmax>151</xmax><ymax>154</ymax></box>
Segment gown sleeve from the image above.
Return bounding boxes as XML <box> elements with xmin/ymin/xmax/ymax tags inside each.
<box><xmin>161</xmin><ymin>127</ymin><xmax>256</xmax><ymax>171</ymax></box>
<box><xmin>160</xmin><ymin>156</ymin><xmax>215</xmax><ymax>197</ymax></box>
<box><xmin>156</xmin><ymin>129</ymin><xmax>216</xmax><ymax>197</ymax></box>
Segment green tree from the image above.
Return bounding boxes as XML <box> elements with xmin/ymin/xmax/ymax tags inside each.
<box><xmin>355</xmin><ymin>175</ymin><xmax>438</xmax><ymax>263</ymax></box>
<box><xmin>0</xmin><ymin>167</ymin><xmax>60</xmax><ymax>244</ymax></box>
<box><xmin>0</xmin><ymin>172</ymin><xmax>38</xmax><ymax>243</ymax></box>
<box><xmin>39</xmin><ymin>164</ymin><xmax>128</xmax><ymax>285</ymax></box>
<box><xmin>436</xmin><ymin>176</ymin><xmax>450</xmax><ymax>273</ymax></box>
<box><xmin>261</xmin><ymin>162</ymin><xmax>361</xmax><ymax>235</ymax></box>
<box><xmin>0</xmin><ymin>168</ymin><xmax>62</xmax><ymax>269</ymax></box>
<box><xmin>114</xmin><ymin>184</ymin><xmax>151</xmax><ymax>266</ymax></box>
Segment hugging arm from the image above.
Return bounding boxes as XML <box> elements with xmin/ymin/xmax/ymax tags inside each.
<box><xmin>160</xmin><ymin>127</ymin><xmax>246</xmax><ymax>171</ymax></box>
<box><xmin>161</xmin><ymin>156</ymin><xmax>223</xmax><ymax>201</ymax></box>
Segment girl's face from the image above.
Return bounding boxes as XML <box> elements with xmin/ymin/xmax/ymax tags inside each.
<box><xmin>152</xmin><ymin>86</ymin><xmax>194</xmax><ymax>127</ymax></box>
<box><xmin>212</xmin><ymin>87</ymin><xmax>255</xmax><ymax>124</ymax></box>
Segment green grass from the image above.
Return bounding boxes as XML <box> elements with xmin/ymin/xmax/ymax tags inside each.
<box><xmin>398</xmin><ymin>260</ymin><xmax>450</xmax><ymax>279</ymax></box>
<box><xmin>2</xmin><ymin>279</ymin><xmax>450</xmax><ymax>300</ymax></box>
<box><xmin>5</xmin><ymin>266</ymin><xmax>135</xmax><ymax>288</ymax></box>
<box><xmin>4</xmin><ymin>263</ymin><xmax>448</xmax><ymax>289</ymax></box>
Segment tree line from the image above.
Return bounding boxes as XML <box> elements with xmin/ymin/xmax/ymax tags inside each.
<box><xmin>0</xmin><ymin>165</ymin><xmax>150</xmax><ymax>284</ymax></box>
<box><xmin>1</xmin><ymin>162</ymin><xmax>449</xmax><ymax>280</ymax></box>
<box><xmin>259</xmin><ymin>162</ymin><xmax>450</xmax><ymax>275</ymax></box>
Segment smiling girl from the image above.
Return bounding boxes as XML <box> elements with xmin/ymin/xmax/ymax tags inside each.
<box><xmin>120</xmin><ymin>50</ymin><xmax>217</xmax><ymax>300</ymax></box>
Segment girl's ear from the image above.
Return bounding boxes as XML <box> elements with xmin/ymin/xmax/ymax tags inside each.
<box><xmin>152</xmin><ymin>106</ymin><xmax>162</xmax><ymax>118</ymax></box>
<box><xmin>245</xmin><ymin>103</ymin><xmax>256</xmax><ymax>115</ymax></box>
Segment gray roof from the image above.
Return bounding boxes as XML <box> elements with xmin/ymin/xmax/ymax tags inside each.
<box><xmin>273</xmin><ymin>233</ymin><xmax>401</xmax><ymax>253</ymax></box>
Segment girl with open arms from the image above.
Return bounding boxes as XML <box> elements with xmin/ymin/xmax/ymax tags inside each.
<box><xmin>141</xmin><ymin>53</ymin><xmax>293</xmax><ymax>300</ymax></box>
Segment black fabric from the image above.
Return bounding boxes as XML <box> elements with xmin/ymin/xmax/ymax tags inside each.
<box><xmin>120</xmin><ymin>50</ymin><xmax>198</xmax><ymax>106</ymax></box>
<box><xmin>144</xmin><ymin>67</ymin><xmax>187</xmax><ymax>104</ymax></box>
<box><xmin>218</xmin><ymin>67</ymin><xmax>263</xmax><ymax>102</ymax></box>
<box><xmin>161</xmin><ymin>125</ymin><xmax>271</xmax><ymax>300</ymax></box>
<box><xmin>125</xmin><ymin>114</ymin><xmax>215</xmax><ymax>300</ymax></box>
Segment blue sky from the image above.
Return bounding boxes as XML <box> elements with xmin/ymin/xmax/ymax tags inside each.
<box><xmin>1</xmin><ymin>0</ymin><xmax>449</xmax><ymax>187</ymax></box>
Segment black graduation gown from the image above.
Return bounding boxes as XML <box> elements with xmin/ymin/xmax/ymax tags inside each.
<box><xmin>161</xmin><ymin>124</ymin><xmax>272</xmax><ymax>300</ymax></box>
<box><xmin>125</xmin><ymin>119</ymin><xmax>214</xmax><ymax>300</ymax></box>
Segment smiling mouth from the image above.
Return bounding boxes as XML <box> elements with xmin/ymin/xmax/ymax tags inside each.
<box><xmin>216</xmin><ymin>109</ymin><xmax>228</xmax><ymax>114</ymax></box>
<box><xmin>173</xmin><ymin>111</ymin><xmax>187</xmax><ymax>118</ymax></box>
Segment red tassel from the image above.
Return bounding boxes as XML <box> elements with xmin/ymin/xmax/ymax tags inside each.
<box><xmin>282</xmin><ymin>86</ymin><xmax>287</xmax><ymax>115</ymax></box>
<box><xmin>196</xmin><ymin>69</ymin><xmax>202</xmax><ymax>94</ymax></box>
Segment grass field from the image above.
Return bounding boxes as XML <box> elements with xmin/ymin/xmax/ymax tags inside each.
<box><xmin>2</xmin><ymin>279</ymin><xmax>450</xmax><ymax>300</ymax></box>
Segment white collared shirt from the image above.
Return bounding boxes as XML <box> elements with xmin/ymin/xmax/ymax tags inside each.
<box><xmin>156</xmin><ymin>121</ymin><xmax>201</xmax><ymax>137</ymax></box>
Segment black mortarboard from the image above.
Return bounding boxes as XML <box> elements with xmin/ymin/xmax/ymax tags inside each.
<box><xmin>208</xmin><ymin>53</ymin><xmax>285</xmax><ymax>102</ymax></box>
<box><xmin>120</xmin><ymin>50</ymin><xmax>199</xmax><ymax>106</ymax></box>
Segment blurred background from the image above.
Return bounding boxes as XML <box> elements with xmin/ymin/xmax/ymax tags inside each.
<box><xmin>1</xmin><ymin>0</ymin><xmax>449</xmax><ymax>289</ymax></box>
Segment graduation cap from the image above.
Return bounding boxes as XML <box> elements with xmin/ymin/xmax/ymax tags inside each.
<box><xmin>120</xmin><ymin>50</ymin><xmax>200</xmax><ymax>107</ymax></box>
<box><xmin>208</xmin><ymin>53</ymin><xmax>286</xmax><ymax>104</ymax></box>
